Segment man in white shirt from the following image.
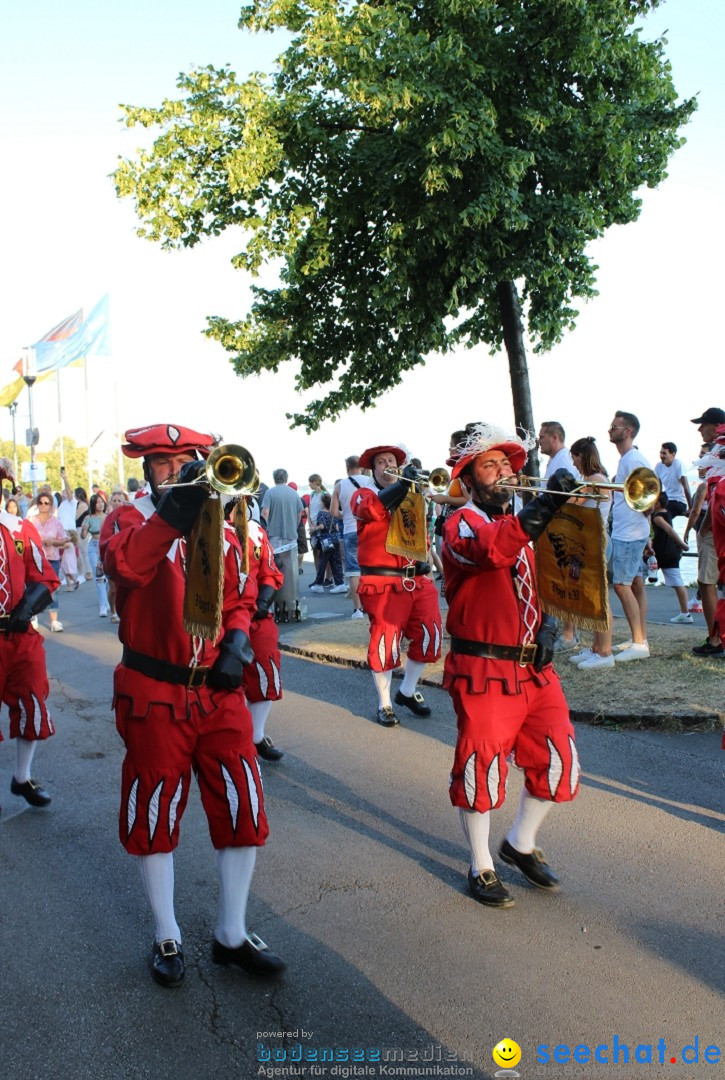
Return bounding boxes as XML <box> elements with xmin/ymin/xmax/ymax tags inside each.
<box><xmin>331</xmin><ymin>455</ymin><xmax>374</xmax><ymax>618</ymax></box>
<box><xmin>538</xmin><ymin>421</ymin><xmax>580</xmax><ymax>650</ymax></box>
<box><xmin>655</xmin><ymin>442</ymin><xmax>691</xmax><ymax>519</ymax></box>
<box><xmin>609</xmin><ymin>411</ymin><xmax>652</xmax><ymax>662</ymax></box>
<box><xmin>538</xmin><ymin>421</ymin><xmax>580</xmax><ymax>482</ymax></box>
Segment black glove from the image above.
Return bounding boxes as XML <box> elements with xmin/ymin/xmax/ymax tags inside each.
<box><xmin>516</xmin><ymin>469</ymin><xmax>578</xmax><ymax>543</ymax></box>
<box><xmin>378</xmin><ymin>465</ymin><xmax>418</xmax><ymax>512</ymax></box>
<box><xmin>7</xmin><ymin>582</ymin><xmax>54</xmax><ymax>633</ymax></box>
<box><xmin>155</xmin><ymin>460</ymin><xmax>208</xmax><ymax>534</ymax></box>
<box><xmin>253</xmin><ymin>584</ymin><xmax>277</xmax><ymax>621</ymax></box>
<box><xmin>533</xmin><ymin>614</ymin><xmax>558</xmax><ymax>672</ymax></box>
<box><xmin>207</xmin><ymin>629</ymin><xmax>254</xmax><ymax>690</ymax></box>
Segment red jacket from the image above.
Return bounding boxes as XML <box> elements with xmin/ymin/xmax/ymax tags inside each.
<box><xmin>0</xmin><ymin>511</ymin><xmax>59</xmax><ymax>615</ymax></box>
<box><xmin>442</xmin><ymin>502</ymin><xmax>551</xmax><ymax>694</ymax></box>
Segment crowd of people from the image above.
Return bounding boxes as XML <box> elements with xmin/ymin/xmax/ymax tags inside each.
<box><xmin>1</xmin><ymin>403</ymin><xmax>722</xmax><ymax>990</ymax></box>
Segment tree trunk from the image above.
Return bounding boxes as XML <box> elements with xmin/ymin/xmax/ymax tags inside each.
<box><xmin>497</xmin><ymin>279</ymin><xmax>540</xmax><ymax>476</ymax></box>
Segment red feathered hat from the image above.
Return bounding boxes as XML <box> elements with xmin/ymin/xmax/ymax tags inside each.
<box><xmin>358</xmin><ymin>444</ymin><xmax>407</xmax><ymax>470</ymax></box>
<box><xmin>121</xmin><ymin>424</ymin><xmax>217</xmax><ymax>460</ymax></box>
<box><xmin>0</xmin><ymin>457</ymin><xmax>16</xmax><ymax>484</ymax></box>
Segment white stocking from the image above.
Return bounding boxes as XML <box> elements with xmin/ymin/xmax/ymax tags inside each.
<box><xmin>506</xmin><ymin>790</ymin><xmax>554</xmax><ymax>854</ymax></box>
<box><xmin>137</xmin><ymin>852</ymin><xmax>181</xmax><ymax>944</ymax></box>
<box><xmin>248</xmin><ymin>700</ymin><xmax>272</xmax><ymax>744</ymax></box>
<box><xmin>399</xmin><ymin>658</ymin><xmax>426</xmax><ymax>697</ymax></box>
<box><xmin>458</xmin><ymin>808</ymin><xmax>493</xmax><ymax>875</ymax></box>
<box><xmin>215</xmin><ymin>846</ymin><xmax>257</xmax><ymax>949</ymax></box>
<box><xmin>14</xmin><ymin>738</ymin><xmax>36</xmax><ymax>784</ymax></box>
<box><xmin>371</xmin><ymin>669</ymin><xmax>393</xmax><ymax>709</ymax></box>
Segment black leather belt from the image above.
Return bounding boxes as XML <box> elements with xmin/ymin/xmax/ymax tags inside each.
<box><xmin>0</xmin><ymin>614</ymin><xmax>12</xmax><ymax>629</ymax></box>
<box><xmin>359</xmin><ymin>565</ymin><xmax>430</xmax><ymax>578</ymax></box>
<box><xmin>122</xmin><ymin>645</ymin><xmax>211</xmax><ymax>688</ymax></box>
<box><xmin>450</xmin><ymin>636</ymin><xmax>539</xmax><ymax>666</ymax></box>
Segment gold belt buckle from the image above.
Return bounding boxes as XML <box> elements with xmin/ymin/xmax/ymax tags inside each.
<box><xmin>187</xmin><ymin>665</ymin><xmax>209</xmax><ymax>689</ymax></box>
<box><xmin>518</xmin><ymin>643</ymin><xmax>538</xmax><ymax>666</ymax></box>
<box><xmin>401</xmin><ymin>564</ymin><xmax>416</xmax><ymax>592</ymax></box>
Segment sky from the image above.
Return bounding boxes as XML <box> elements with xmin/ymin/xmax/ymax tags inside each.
<box><xmin>1</xmin><ymin>0</ymin><xmax>723</xmax><ymax>488</ymax></box>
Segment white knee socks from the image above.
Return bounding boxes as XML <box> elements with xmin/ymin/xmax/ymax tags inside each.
<box><xmin>248</xmin><ymin>700</ymin><xmax>272</xmax><ymax>744</ymax></box>
<box><xmin>371</xmin><ymin>670</ymin><xmax>393</xmax><ymax>709</ymax></box>
<box><xmin>14</xmin><ymin>738</ymin><xmax>36</xmax><ymax>784</ymax></box>
<box><xmin>506</xmin><ymin>790</ymin><xmax>554</xmax><ymax>854</ymax></box>
<box><xmin>137</xmin><ymin>852</ymin><xmax>181</xmax><ymax>944</ymax></box>
<box><xmin>399</xmin><ymin>658</ymin><xmax>426</xmax><ymax>697</ymax></box>
<box><xmin>215</xmin><ymin>846</ymin><xmax>257</xmax><ymax>949</ymax></box>
<box><xmin>458</xmin><ymin>808</ymin><xmax>493</xmax><ymax>875</ymax></box>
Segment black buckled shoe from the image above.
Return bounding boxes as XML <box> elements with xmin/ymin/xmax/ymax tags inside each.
<box><xmin>467</xmin><ymin>868</ymin><xmax>515</xmax><ymax>908</ymax></box>
<box><xmin>255</xmin><ymin>736</ymin><xmax>284</xmax><ymax>762</ymax></box>
<box><xmin>376</xmin><ymin>706</ymin><xmax>399</xmax><ymax>727</ymax></box>
<box><xmin>11</xmin><ymin>777</ymin><xmax>51</xmax><ymax>807</ymax></box>
<box><xmin>151</xmin><ymin>939</ymin><xmax>185</xmax><ymax>988</ymax></box>
<box><xmin>499</xmin><ymin>839</ymin><xmax>560</xmax><ymax>891</ymax></box>
<box><xmin>212</xmin><ymin>933</ymin><xmax>286</xmax><ymax>977</ymax></box>
<box><xmin>394</xmin><ymin>689</ymin><xmax>431</xmax><ymax>717</ymax></box>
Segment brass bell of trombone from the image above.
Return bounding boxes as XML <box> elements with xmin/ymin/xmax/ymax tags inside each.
<box><xmin>383</xmin><ymin>465</ymin><xmax>450</xmax><ymax>494</ymax></box>
<box><xmin>427</xmin><ymin>467</ymin><xmax>451</xmax><ymax>495</ymax></box>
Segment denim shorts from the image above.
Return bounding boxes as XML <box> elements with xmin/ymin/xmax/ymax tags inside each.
<box><xmin>610</xmin><ymin>539</ymin><xmax>646</xmax><ymax>585</ymax></box>
<box><xmin>343</xmin><ymin>531</ymin><xmax>360</xmax><ymax>576</ymax></box>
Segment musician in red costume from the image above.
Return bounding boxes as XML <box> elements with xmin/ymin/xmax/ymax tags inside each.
<box><xmin>100</xmin><ymin>425</ymin><xmax>285</xmax><ymax>988</ymax></box>
<box><xmin>0</xmin><ymin>458</ymin><xmax>59</xmax><ymax>811</ymax></box>
<box><xmin>236</xmin><ymin>505</ymin><xmax>285</xmax><ymax>761</ymax></box>
<box><xmin>352</xmin><ymin>444</ymin><xmax>442</xmax><ymax>726</ymax></box>
<box><xmin>697</xmin><ymin>424</ymin><xmax>725</xmax><ymax>676</ymax></box>
<box><xmin>442</xmin><ymin>423</ymin><xmax>580</xmax><ymax>908</ymax></box>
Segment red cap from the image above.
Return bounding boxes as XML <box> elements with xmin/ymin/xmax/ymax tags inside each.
<box><xmin>0</xmin><ymin>457</ymin><xmax>16</xmax><ymax>484</ymax></box>
<box><xmin>121</xmin><ymin>424</ymin><xmax>217</xmax><ymax>459</ymax></box>
<box><xmin>359</xmin><ymin>444</ymin><xmax>407</xmax><ymax>470</ymax></box>
<box><xmin>451</xmin><ymin>441</ymin><xmax>528</xmax><ymax>479</ymax></box>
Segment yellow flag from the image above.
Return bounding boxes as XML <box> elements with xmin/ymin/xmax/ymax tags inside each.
<box><xmin>535</xmin><ymin>504</ymin><xmax>610</xmax><ymax>632</ymax></box>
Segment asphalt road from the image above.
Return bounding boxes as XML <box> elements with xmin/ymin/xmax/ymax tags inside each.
<box><xmin>1</xmin><ymin>582</ymin><xmax>722</xmax><ymax>1080</ymax></box>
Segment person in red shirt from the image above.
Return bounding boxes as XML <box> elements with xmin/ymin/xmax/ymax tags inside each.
<box><xmin>352</xmin><ymin>444</ymin><xmax>442</xmax><ymax>726</ymax></box>
<box><xmin>100</xmin><ymin>425</ymin><xmax>285</xmax><ymax>988</ymax></box>
<box><xmin>442</xmin><ymin>423</ymin><xmax>580</xmax><ymax>909</ymax></box>
<box><xmin>0</xmin><ymin>458</ymin><xmax>59</xmax><ymax>811</ymax></box>
<box><xmin>230</xmin><ymin>500</ymin><xmax>286</xmax><ymax>760</ymax></box>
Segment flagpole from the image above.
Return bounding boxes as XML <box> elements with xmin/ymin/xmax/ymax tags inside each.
<box><xmin>84</xmin><ymin>354</ymin><xmax>92</xmax><ymax>492</ymax></box>
<box><xmin>57</xmin><ymin>369</ymin><xmax>65</xmax><ymax>468</ymax></box>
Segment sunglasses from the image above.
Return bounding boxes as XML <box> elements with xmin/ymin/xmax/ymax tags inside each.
<box><xmin>38</xmin><ymin>499</ymin><xmax>52</xmax><ymax>506</ymax></box>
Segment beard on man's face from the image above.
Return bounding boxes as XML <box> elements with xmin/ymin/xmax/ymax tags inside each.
<box><xmin>464</xmin><ymin>474</ymin><xmax>511</xmax><ymax>508</ymax></box>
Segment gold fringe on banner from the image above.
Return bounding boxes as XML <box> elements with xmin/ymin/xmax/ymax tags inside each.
<box><xmin>183</xmin><ymin>495</ymin><xmax>225</xmax><ymax>641</ymax></box>
<box><xmin>534</xmin><ymin>503</ymin><xmax>610</xmax><ymax>632</ymax></box>
<box><xmin>385</xmin><ymin>489</ymin><xmax>428</xmax><ymax>562</ymax></box>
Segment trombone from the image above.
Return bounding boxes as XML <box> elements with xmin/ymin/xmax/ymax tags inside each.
<box><xmin>495</xmin><ymin>467</ymin><xmax>661</xmax><ymax>513</ymax></box>
<box><xmin>160</xmin><ymin>443</ymin><xmax>260</xmax><ymax>496</ymax></box>
<box><xmin>384</xmin><ymin>465</ymin><xmax>451</xmax><ymax>495</ymax></box>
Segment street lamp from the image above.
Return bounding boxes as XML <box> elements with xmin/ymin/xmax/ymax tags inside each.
<box><xmin>7</xmin><ymin>400</ymin><xmax>19</xmax><ymax>479</ymax></box>
<box><xmin>21</xmin><ymin>347</ymin><xmax>39</xmax><ymax>495</ymax></box>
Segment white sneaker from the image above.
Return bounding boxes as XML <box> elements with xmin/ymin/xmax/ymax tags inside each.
<box><xmin>569</xmin><ymin>648</ymin><xmax>594</xmax><ymax>665</ymax></box>
<box><xmin>30</xmin><ymin>616</ymin><xmax>39</xmax><ymax>630</ymax></box>
<box><xmin>309</xmin><ymin>585</ymin><xmax>324</xmax><ymax>593</ymax></box>
<box><xmin>330</xmin><ymin>584</ymin><xmax>348</xmax><ymax>594</ymax></box>
<box><xmin>578</xmin><ymin>652</ymin><xmax>615</xmax><ymax>670</ymax></box>
<box><xmin>50</xmin><ymin>621</ymin><xmax>64</xmax><ymax>632</ymax></box>
<box><xmin>614</xmin><ymin>642</ymin><xmax>650</xmax><ymax>663</ymax></box>
<box><xmin>100</xmin><ymin>609</ymin><xmax>109</xmax><ymax>617</ymax></box>
<box><xmin>687</xmin><ymin>598</ymin><xmax>703</xmax><ymax>613</ymax></box>
<box><xmin>670</xmin><ymin>612</ymin><xmax>693</xmax><ymax>624</ymax></box>
<box><xmin>351</xmin><ymin>609</ymin><xmax>365</xmax><ymax>620</ymax></box>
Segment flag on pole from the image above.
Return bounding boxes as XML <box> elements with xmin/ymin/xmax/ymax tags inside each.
<box><xmin>32</xmin><ymin>295</ymin><xmax>110</xmax><ymax>374</ymax></box>
<box><xmin>0</xmin><ymin>307</ymin><xmax>85</xmax><ymax>407</ymax></box>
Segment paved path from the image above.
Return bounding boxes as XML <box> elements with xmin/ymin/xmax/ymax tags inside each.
<box><xmin>0</xmin><ymin>579</ymin><xmax>722</xmax><ymax>1080</ymax></box>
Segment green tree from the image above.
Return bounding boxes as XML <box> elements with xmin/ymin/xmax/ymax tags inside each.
<box><xmin>115</xmin><ymin>0</ymin><xmax>695</xmax><ymax>446</ymax></box>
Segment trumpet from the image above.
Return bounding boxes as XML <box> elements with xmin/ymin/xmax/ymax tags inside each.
<box><xmin>161</xmin><ymin>443</ymin><xmax>259</xmax><ymax>496</ymax></box>
<box><xmin>495</xmin><ymin>467</ymin><xmax>661</xmax><ymax>513</ymax></box>
<box><xmin>384</xmin><ymin>465</ymin><xmax>451</xmax><ymax>495</ymax></box>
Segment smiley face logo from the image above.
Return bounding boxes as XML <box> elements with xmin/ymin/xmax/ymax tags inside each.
<box><xmin>492</xmin><ymin>1038</ymin><xmax>522</xmax><ymax>1069</ymax></box>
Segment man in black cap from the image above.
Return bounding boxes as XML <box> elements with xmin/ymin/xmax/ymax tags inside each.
<box><xmin>691</xmin><ymin>408</ymin><xmax>725</xmax><ymax>446</ymax></box>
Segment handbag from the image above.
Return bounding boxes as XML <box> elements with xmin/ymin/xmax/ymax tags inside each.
<box><xmin>320</xmin><ymin>535</ymin><xmax>336</xmax><ymax>552</ymax></box>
